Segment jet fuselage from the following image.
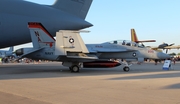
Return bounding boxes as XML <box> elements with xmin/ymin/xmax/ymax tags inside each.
<box><xmin>86</xmin><ymin>44</ymin><xmax>169</xmax><ymax>60</ymax></box>
<box><xmin>16</xmin><ymin>43</ymin><xmax>170</xmax><ymax>62</ymax></box>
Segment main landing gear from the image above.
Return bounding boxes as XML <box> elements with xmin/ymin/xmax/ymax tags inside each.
<box><xmin>63</xmin><ymin>62</ymin><xmax>81</xmax><ymax>73</ymax></box>
<box><xmin>121</xmin><ymin>61</ymin><xmax>132</xmax><ymax>72</ymax></box>
<box><xmin>69</xmin><ymin>65</ymin><xmax>80</xmax><ymax>72</ymax></box>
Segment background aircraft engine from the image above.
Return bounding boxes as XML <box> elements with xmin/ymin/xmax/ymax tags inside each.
<box><xmin>15</xmin><ymin>48</ymin><xmax>24</xmax><ymax>56</ymax></box>
<box><xmin>83</xmin><ymin>61</ymin><xmax>121</xmax><ymax>68</ymax></box>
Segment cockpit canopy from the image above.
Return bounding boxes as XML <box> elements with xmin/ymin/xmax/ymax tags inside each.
<box><xmin>103</xmin><ymin>40</ymin><xmax>145</xmax><ymax>48</ymax></box>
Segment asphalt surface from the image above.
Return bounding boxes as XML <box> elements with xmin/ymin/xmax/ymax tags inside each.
<box><xmin>0</xmin><ymin>62</ymin><xmax>180</xmax><ymax>104</ymax></box>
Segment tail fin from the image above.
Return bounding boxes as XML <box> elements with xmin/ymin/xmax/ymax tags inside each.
<box><xmin>8</xmin><ymin>46</ymin><xmax>14</xmax><ymax>52</ymax></box>
<box><xmin>28</xmin><ymin>22</ymin><xmax>56</xmax><ymax>49</ymax></box>
<box><xmin>55</xmin><ymin>30</ymin><xmax>89</xmax><ymax>55</ymax></box>
<box><xmin>131</xmin><ymin>28</ymin><xmax>156</xmax><ymax>43</ymax></box>
<box><xmin>52</xmin><ymin>0</ymin><xmax>93</xmax><ymax>19</ymax></box>
<box><xmin>131</xmin><ymin>29</ymin><xmax>138</xmax><ymax>42</ymax></box>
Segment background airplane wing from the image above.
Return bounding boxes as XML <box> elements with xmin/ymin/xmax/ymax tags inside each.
<box><xmin>148</xmin><ymin>45</ymin><xmax>180</xmax><ymax>50</ymax></box>
<box><xmin>163</xmin><ymin>45</ymin><xmax>180</xmax><ymax>49</ymax></box>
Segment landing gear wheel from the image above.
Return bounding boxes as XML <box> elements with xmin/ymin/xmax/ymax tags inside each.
<box><xmin>71</xmin><ymin>65</ymin><xmax>79</xmax><ymax>72</ymax></box>
<box><xmin>123</xmin><ymin>67</ymin><xmax>130</xmax><ymax>72</ymax></box>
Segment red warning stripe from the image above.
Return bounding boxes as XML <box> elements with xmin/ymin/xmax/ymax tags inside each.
<box><xmin>28</xmin><ymin>22</ymin><xmax>55</xmax><ymax>41</ymax></box>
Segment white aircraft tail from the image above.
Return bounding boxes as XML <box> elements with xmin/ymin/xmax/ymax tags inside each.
<box><xmin>8</xmin><ymin>46</ymin><xmax>14</xmax><ymax>52</ymax></box>
<box><xmin>28</xmin><ymin>22</ymin><xmax>56</xmax><ymax>49</ymax></box>
<box><xmin>55</xmin><ymin>30</ymin><xmax>89</xmax><ymax>55</ymax></box>
<box><xmin>52</xmin><ymin>0</ymin><xmax>93</xmax><ymax>19</ymax></box>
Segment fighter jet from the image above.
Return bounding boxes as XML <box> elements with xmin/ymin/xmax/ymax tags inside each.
<box><xmin>15</xmin><ymin>22</ymin><xmax>170</xmax><ymax>72</ymax></box>
<box><xmin>0</xmin><ymin>0</ymin><xmax>93</xmax><ymax>48</ymax></box>
<box><xmin>131</xmin><ymin>28</ymin><xmax>180</xmax><ymax>53</ymax></box>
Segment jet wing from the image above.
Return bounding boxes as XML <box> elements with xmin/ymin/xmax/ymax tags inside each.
<box><xmin>67</xmin><ymin>56</ymin><xmax>98</xmax><ymax>60</ymax></box>
<box><xmin>89</xmin><ymin>48</ymin><xmax>135</xmax><ymax>53</ymax></box>
<box><xmin>56</xmin><ymin>54</ymin><xmax>98</xmax><ymax>62</ymax></box>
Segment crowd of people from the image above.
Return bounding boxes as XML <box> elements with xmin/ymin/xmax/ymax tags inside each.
<box><xmin>0</xmin><ymin>56</ymin><xmax>50</xmax><ymax>64</ymax></box>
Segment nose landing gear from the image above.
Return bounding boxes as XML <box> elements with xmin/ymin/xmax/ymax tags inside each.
<box><xmin>123</xmin><ymin>66</ymin><xmax>130</xmax><ymax>72</ymax></box>
<box><xmin>69</xmin><ymin>65</ymin><xmax>80</xmax><ymax>72</ymax></box>
<box><xmin>121</xmin><ymin>61</ymin><xmax>132</xmax><ymax>72</ymax></box>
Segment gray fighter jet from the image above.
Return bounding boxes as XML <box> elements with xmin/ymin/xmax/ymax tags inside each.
<box><xmin>0</xmin><ymin>0</ymin><xmax>93</xmax><ymax>48</ymax></box>
<box><xmin>15</xmin><ymin>22</ymin><xmax>170</xmax><ymax>72</ymax></box>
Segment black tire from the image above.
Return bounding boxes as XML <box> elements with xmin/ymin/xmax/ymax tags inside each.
<box><xmin>123</xmin><ymin>67</ymin><xmax>130</xmax><ymax>72</ymax></box>
<box><xmin>71</xmin><ymin>65</ymin><xmax>79</xmax><ymax>72</ymax></box>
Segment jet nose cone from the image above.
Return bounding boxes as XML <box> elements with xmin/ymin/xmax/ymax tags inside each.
<box><xmin>157</xmin><ymin>52</ymin><xmax>170</xmax><ymax>59</ymax></box>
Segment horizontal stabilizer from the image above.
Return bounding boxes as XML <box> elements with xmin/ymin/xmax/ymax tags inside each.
<box><xmin>136</xmin><ymin>40</ymin><xmax>156</xmax><ymax>43</ymax></box>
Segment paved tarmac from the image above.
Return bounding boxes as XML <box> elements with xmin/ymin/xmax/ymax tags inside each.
<box><xmin>0</xmin><ymin>62</ymin><xmax>180</xmax><ymax>104</ymax></box>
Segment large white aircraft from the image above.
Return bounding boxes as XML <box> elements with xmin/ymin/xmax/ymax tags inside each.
<box><xmin>0</xmin><ymin>0</ymin><xmax>93</xmax><ymax>48</ymax></box>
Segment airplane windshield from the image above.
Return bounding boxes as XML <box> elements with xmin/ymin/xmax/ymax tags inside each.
<box><xmin>105</xmin><ymin>40</ymin><xmax>145</xmax><ymax>48</ymax></box>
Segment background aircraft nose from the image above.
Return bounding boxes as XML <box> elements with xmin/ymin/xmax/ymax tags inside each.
<box><xmin>157</xmin><ymin>52</ymin><xmax>170</xmax><ymax>59</ymax></box>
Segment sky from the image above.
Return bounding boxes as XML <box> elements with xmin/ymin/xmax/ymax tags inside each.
<box><xmin>4</xmin><ymin>0</ymin><xmax>180</xmax><ymax>54</ymax></box>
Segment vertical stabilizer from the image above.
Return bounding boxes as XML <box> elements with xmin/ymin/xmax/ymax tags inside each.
<box><xmin>52</xmin><ymin>0</ymin><xmax>93</xmax><ymax>19</ymax></box>
<box><xmin>131</xmin><ymin>29</ymin><xmax>138</xmax><ymax>42</ymax></box>
<box><xmin>8</xmin><ymin>46</ymin><xmax>14</xmax><ymax>52</ymax></box>
<box><xmin>28</xmin><ymin>22</ymin><xmax>56</xmax><ymax>49</ymax></box>
<box><xmin>55</xmin><ymin>30</ymin><xmax>89</xmax><ymax>55</ymax></box>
